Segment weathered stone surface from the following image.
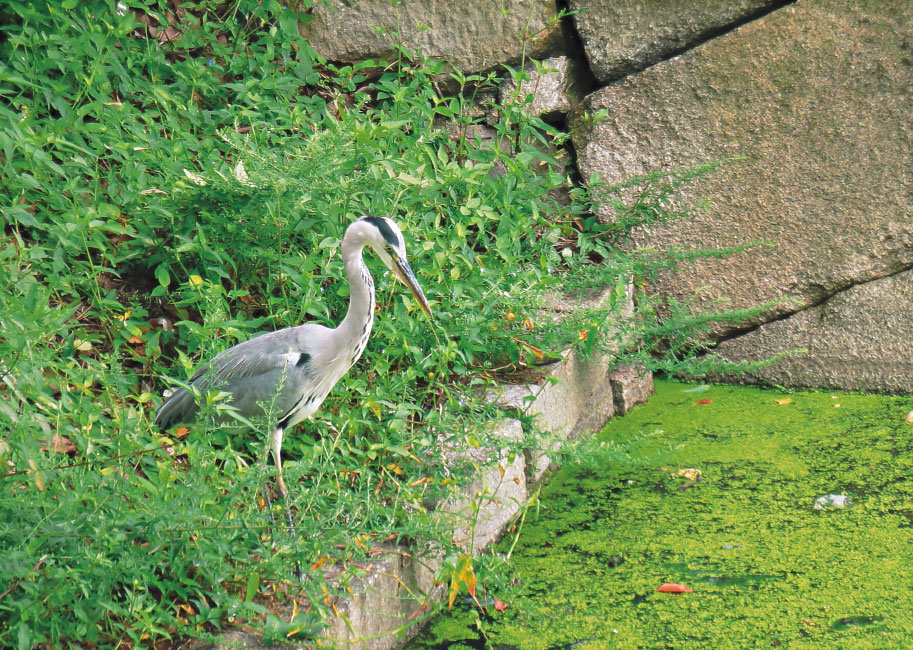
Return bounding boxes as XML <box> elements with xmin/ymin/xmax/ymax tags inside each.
<box><xmin>569</xmin><ymin>0</ymin><xmax>781</xmax><ymax>82</ymax></box>
<box><xmin>495</xmin><ymin>348</ymin><xmax>616</xmax><ymax>440</ymax></box>
<box><xmin>442</xmin><ymin>419</ymin><xmax>528</xmax><ymax>553</ymax></box>
<box><xmin>571</xmin><ymin>0</ymin><xmax>913</xmax><ymax>342</ymax></box>
<box><xmin>492</xmin><ymin>284</ymin><xmax>648</xmax><ymax>483</ymax></box>
<box><xmin>301</xmin><ymin>0</ymin><xmax>563</xmax><ymax>73</ymax></box>
<box><xmin>323</xmin><ymin>547</ymin><xmax>440</xmax><ymax>650</ymax></box>
<box><xmin>499</xmin><ymin>56</ymin><xmax>581</xmax><ymax>119</ymax></box>
<box><xmin>192</xmin><ymin>548</ymin><xmax>439</xmax><ymax>650</ymax></box>
<box><xmin>712</xmin><ymin>268</ymin><xmax>913</xmax><ymax>394</ymax></box>
<box><xmin>608</xmin><ymin>365</ymin><xmax>654</xmax><ymax>415</ymax></box>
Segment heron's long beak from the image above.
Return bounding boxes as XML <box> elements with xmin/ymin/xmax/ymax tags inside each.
<box><xmin>394</xmin><ymin>257</ymin><xmax>433</xmax><ymax>318</ymax></box>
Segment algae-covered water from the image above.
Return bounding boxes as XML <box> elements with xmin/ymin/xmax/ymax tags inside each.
<box><xmin>408</xmin><ymin>379</ymin><xmax>913</xmax><ymax>649</ymax></box>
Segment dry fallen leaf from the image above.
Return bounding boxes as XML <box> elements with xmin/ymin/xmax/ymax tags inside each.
<box><xmin>905</xmin><ymin>410</ymin><xmax>913</xmax><ymax>423</ymax></box>
<box><xmin>493</xmin><ymin>598</ymin><xmax>508</xmax><ymax>611</ymax></box>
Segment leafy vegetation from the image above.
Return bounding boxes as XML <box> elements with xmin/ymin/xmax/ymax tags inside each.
<box><xmin>410</xmin><ymin>380</ymin><xmax>913</xmax><ymax>649</ymax></box>
<box><xmin>1</xmin><ymin>1</ymin><xmax>766</xmax><ymax>647</ymax></box>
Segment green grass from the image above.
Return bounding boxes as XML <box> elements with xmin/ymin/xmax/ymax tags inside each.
<box><xmin>409</xmin><ymin>379</ymin><xmax>913</xmax><ymax>649</ymax></box>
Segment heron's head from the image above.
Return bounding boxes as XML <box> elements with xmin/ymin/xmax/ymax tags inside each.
<box><xmin>357</xmin><ymin>216</ymin><xmax>433</xmax><ymax>318</ymax></box>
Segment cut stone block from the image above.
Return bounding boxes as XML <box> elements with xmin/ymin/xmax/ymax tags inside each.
<box><xmin>499</xmin><ymin>56</ymin><xmax>581</xmax><ymax>119</ymax></box>
<box><xmin>323</xmin><ymin>547</ymin><xmax>441</xmax><ymax>650</ymax></box>
<box><xmin>711</xmin><ymin>268</ymin><xmax>913</xmax><ymax>393</ymax></box>
<box><xmin>300</xmin><ymin>0</ymin><xmax>563</xmax><ymax>74</ymax></box>
<box><xmin>439</xmin><ymin>419</ymin><xmax>529</xmax><ymax>554</ymax></box>
<box><xmin>608</xmin><ymin>365</ymin><xmax>654</xmax><ymax>415</ymax></box>
<box><xmin>494</xmin><ymin>348</ymin><xmax>615</xmax><ymax>440</ymax></box>
<box><xmin>570</xmin><ymin>0</ymin><xmax>782</xmax><ymax>82</ymax></box>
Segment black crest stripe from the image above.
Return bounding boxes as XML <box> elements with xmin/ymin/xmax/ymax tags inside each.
<box><xmin>361</xmin><ymin>215</ymin><xmax>400</xmax><ymax>247</ymax></box>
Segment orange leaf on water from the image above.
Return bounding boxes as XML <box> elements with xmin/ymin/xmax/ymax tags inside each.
<box><xmin>695</xmin><ymin>399</ymin><xmax>712</xmax><ymax>405</ymax></box>
<box><xmin>657</xmin><ymin>583</ymin><xmax>693</xmax><ymax>593</ymax></box>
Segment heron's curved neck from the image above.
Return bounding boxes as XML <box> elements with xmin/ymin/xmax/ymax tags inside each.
<box><xmin>338</xmin><ymin>237</ymin><xmax>375</xmax><ymax>355</ymax></box>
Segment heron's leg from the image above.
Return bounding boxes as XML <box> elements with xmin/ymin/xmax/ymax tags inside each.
<box><xmin>270</xmin><ymin>426</ymin><xmax>287</xmax><ymax>497</ymax></box>
<box><xmin>269</xmin><ymin>426</ymin><xmax>304</xmax><ymax>581</ymax></box>
<box><xmin>270</xmin><ymin>427</ymin><xmax>299</xmax><ymax>535</ymax></box>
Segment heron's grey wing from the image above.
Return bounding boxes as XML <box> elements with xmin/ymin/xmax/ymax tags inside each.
<box><xmin>154</xmin><ymin>324</ymin><xmax>328</xmax><ymax>430</ymax></box>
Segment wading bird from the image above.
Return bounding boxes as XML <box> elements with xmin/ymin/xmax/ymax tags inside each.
<box><xmin>155</xmin><ymin>216</ymin><xmax>433</xmax><ymax>497</ymax></box>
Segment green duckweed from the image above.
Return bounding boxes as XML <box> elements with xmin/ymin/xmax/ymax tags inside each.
<box><xmin>408</xmin><ymin>379</ymin><xmax>913</xmax><ymax>649</ymax></box>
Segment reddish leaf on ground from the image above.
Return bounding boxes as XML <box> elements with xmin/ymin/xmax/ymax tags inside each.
<box><xmin>657</xmin><ymin>583</ymin><xmax>693</xmax><ymax>593</ymax></box>
<box><xmin>493</xmin><ymin>598</ymin><xmax>508</xmax><ymax>611</ymax></box>
<box><xmin>695</xmin><ymin>399</ymin><xmax>712</xmax><ymax>405</ymax></box>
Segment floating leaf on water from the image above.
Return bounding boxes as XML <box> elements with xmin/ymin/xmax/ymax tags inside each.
<box><xmin>695</xmin><ymin>399</ymin><xmax>712</xmax><ymax>405</ymax></box>
<box><xmin>775</xmin><ymin>397</ymin><xmax>793</xmax><ymax>405</ymax></box>
<box><xmin>670</xmin><ymin>468</ymin><xmax>702</xmax><ymax>481</ymax></box>
<box><xmin>657</xmin><ymin>582</ymin><xmax>693</xmax><ymax>593</ymax></box>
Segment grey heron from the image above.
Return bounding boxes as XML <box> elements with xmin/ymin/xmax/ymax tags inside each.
<box><xmin>154</xmin><ymin>215</ymin><xmax>433</xmax><ymax>497</ymax></box>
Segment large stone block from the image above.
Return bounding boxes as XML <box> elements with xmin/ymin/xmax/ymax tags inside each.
<box><xmin>712</xmin><ymin>268</ymin><xmax>913</xmax><ymax>394</ymax></box>
<box><xmin>323</xmin><ymin>547</ymin><xmax>440</xmax><ymax>650</ymax></box>
<box><xmin>300</xmin><ymin>0</ymin><xmax>563</xmax><ymax>74</ymax></box>
<box><xmin>499</xmin><ymin>56</ymin><xmax>582</xmax><ymax>119</ymax></box>
<box><xmin>440</xmin><ymin>419</ymin><xmax>529</xmax><ymax>553</ymax></box>
<box><xmin>608</xmin><ymin>364</ymin><xmax>654</xmax><ymax>415</ymax></box>
<box><xmin>569</xmin><ymin>0</ymin><xmax>781</xmax><ymax>82</ymax></box>
<box><xmin>571</xmin><ymin>0</ymin><xmax>913</xmax><ymax>343</ymax></box>
<box><xmin>494</xmin><ymin>348</ymin><xmax>616</xmax><ymax>441</ymax></box>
